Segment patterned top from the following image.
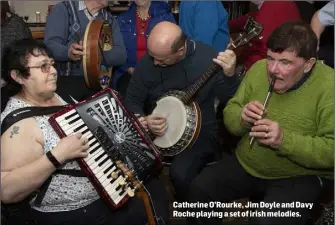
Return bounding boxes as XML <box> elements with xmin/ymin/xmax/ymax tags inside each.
<box><xmin>1</xmin><ymin>95</ymin><xmax>99</xmax><ymax>212</ymax></box>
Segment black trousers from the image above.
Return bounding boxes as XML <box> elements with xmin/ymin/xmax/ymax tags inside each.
<box><xmin>187</xmin><ymin>153</ymin><xmax>325</xmax><ymax>225</ymax></box>
<box><xmin>31</xmin><ymin>178</ymin><xmax>169</xmax><ymax>225</ymax></box>
<box><xmin>169</xmin><ymin>133</ymin><xmax>217</xmax><ymax>201</ymax></box>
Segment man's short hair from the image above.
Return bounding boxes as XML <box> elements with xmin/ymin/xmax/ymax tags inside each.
<box><xmin>171</xmin><ymin>31</ymin><xmax>186</xmax><ymax>53</ymax></box>
<box><xmin>2</xmin><ymin>38</ymin><xmax>52</xmax><ymax>96</ymax></box>
<box><xmin>267</xmin><ymin>21</ymin><xmax>318</xmax><ymax>60</ymax></box>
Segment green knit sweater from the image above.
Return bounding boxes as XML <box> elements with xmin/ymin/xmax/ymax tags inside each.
<box><xmin>224</xmin><ymin>59</ymin><xmax>334</xmax><ymax>180</ymax></box>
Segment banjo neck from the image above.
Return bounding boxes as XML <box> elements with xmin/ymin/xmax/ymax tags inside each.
<box><xmin>181</xmin><ymin>44</ymin><xmax>236</xmax><ymax>104</ymax></box>
<box><xmin>181</xmin><ymin>16</ymin><xmax>263</xmax><ymax>104</ymax></box>
<box><xmin>181</xmin><ymin>62</ymin><xmax>222</xmax><ymax>103</ymax></box>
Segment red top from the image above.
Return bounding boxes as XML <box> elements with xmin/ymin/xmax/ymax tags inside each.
<box><xmin>229</xmin><ymin>1</ymin><xmax>301</xmax><ymax>71</ymax></box>
<box><xmin>136</xmin><ymin>15</ymin><xmax>151</xmax><ymax>61</ymax></box>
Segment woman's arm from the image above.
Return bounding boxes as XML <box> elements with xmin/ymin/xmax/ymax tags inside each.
<box><xmin>1</xmin><ymin>119</ymin><xmax>56</xmax><ymax>203</ymax></box>
<box><xmin>1</xmin><ymin>118</ymin><xmax>88</xmax><ymax>203</ymax></box>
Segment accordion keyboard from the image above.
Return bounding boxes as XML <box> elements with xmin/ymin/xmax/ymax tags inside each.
<box><xmin>50</xmin><ymin>89</ymin><xmax>161</xmax><ymax>208</ymax></box>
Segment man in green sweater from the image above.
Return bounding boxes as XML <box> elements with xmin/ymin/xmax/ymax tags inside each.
<box><xmin>187</xmin><ymin>21</ymin><xmax>334</xmax><ymax>225</ymax></box>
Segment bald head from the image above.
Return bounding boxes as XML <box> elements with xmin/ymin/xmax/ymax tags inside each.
<box><xmin>147</xmin><ymin>21</ymin><xmax>185</xmax><ymax>56</ymax></box>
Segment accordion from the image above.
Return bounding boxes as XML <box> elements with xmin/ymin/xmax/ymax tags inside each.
<box><xmin>48</xmin><ymin>88</ymin><xmax>163</xmax><ymax>209</ymax></box>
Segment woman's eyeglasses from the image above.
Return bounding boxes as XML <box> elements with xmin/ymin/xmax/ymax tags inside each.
<box><xmin>28</xmin><ymin>61</ymin><xmax>55</xmax><ymax>73</ymax></box>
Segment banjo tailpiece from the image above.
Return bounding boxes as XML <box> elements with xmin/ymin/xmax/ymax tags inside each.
<box><xmin>83</xmin><ymin>19</ymin><xmax>114</xmax><ymax>90</ymax></box>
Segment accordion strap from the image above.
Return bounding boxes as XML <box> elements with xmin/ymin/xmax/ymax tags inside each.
<box><xmin>1</xmin><ymin>106</ymin><xmax>66</xmax><ymax>136</ymax></box>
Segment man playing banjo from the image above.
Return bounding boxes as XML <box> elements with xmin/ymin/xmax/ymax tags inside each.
<box><xmin>125</xmin><ymin>21</ymin><xmax>240</xmax><ymax>201</ymax></box>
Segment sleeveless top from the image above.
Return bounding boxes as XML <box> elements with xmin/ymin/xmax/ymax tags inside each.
<box><xmin>0</xmin><ymin>94</ymin><xmax>99</xmax><ymax>212</ymax></box>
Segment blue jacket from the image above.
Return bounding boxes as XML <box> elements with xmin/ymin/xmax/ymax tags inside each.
<box><xmin>113</xmin><ymin>1</ymin><xmax>175</xmax><ymax>88</ymax></box>
<box><xmin>179</xmin><ymin>1</ymin><xmax>230</xmax><ymax>53</ymax></box>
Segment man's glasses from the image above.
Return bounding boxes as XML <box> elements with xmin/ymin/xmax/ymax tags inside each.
<box><xmin>28</xmin><ymin>61</ymin><xmax>55</xmax><ymax>73</ymax></box>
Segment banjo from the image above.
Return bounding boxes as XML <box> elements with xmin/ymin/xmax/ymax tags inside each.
<box><xmin>83</xmin><ymin>19</ymin><xmax>113</xmax><ymax>90</ymax></box>
<box><xmin>152</xmin><ymin>17</ymin><xmax>263</xmax><ymax>157</ymax></box>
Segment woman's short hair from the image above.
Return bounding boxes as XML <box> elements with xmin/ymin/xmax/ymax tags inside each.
<box><xmin>267</xmin><ymin>20</ymin><xmax>318</xmax><ymax>60</ymax></box>
<box><xmin>2</xmin><ymin>38</ymin><xmax>53</xmax><ymax>95</ymax></box>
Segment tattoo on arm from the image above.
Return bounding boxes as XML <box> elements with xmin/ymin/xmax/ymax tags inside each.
<box><xmin>10</xmin><ymin>126</ymin><xmax>20</xmax><ymax>138</ymax></box>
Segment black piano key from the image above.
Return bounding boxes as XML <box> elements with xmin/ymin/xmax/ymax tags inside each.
<box><xmin>93</xmin><ymin>150</ymin><xmax>104</xmax><ymax>160</ymax></box>
<box><xmin>89</xmin><ymin>144</ymin><xmax>101</xmax><ymax>154</ymax></box>
<box><xmin>119</xmin><ymin>189</ymin><xmax>125</xmax><ymax>196</ymax></box>
<box><xmin>64</xmin><ymin>112</ymin><xmax>77</xmax><ymax>120</ymax></box>
<box><xmin>68</xmin><ymin>116</ymin><xmax>80</xmax><ymax>124</ymax></box>
<box><xmin>115</xmin><ymin>184</ymin><xmax>122</xmax><ymax>191</ymax></box>
<box><xmin>89</xmin><ymin>140</ymin><xmax>99</xmax><ymax>147</ymax></box>
<box><xmin>95</xmin><ymin>152</ymin><xmax>106</xmax><ymax>162</ymax></box>
<box><xmin>81</xmin><ymin>128</ymin><xmax>89</xmax><ymax>135</ymax></box>
<box><xmin>103</xmin><ymin>164</ymin><xmax>114</xmax><ymax>174</ymax></box>
<box><xmin>98</xmin><ymin>157</ymin><xmax>109</xmax><ymax>167</ymax></box>
<box><xmin>74</xmin><ymin>124</ymin><xmax>86</xmax><ymax>132</ymax></box>
<box><xmin>88</xmin><ymin>136</ymin><xmax>95</xmax><ymax>141</ymax></box>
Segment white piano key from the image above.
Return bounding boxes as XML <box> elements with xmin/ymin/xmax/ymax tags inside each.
<box><xmin>110</xmin><ymin>183</ymin><xmax>130</xmax><ymax>204</ymax></box>
<box><xmin>84</xmin><ymin>149</ymin><xmax>103</xmax><ymax>165</ymax></box>
<box><xmin>88</xmin><ymin>142</ymin><xmax>100</xmax><ymax>152</ymax></box>
<box><xmin>87</xmin><ymin>153</ymin><xmax>107</xmax><ymax>171</ymax></box>
<box><xmin>64</xmin><ymin>121</ymin><xmax>85</xmax><ymax>135</ymax></box>
<box><xmin>114</xmin><ymin>189</ymin><xmax>128</xmax><ymax>205</ymax></box>
<box><xmin>58</xmin><ymin>114</ymin><xmax>80</xmax><ymax>127</ymax></box>
<box><xmin>84</xmin><ymin>148</ymin><xmax>104</xmax><ymax>165</ymax></box>
<box><xmin>105</xmin><ymin>175</ymin><xmax>124</xmax><ymax>196</ymax></box>
<box><xmin>86</xmin><ymin>159</ymin><xmax>100</xmax><ymax>171</ymax></box>
<box><xmin>74</xmin><ymin>126</ymin><xmax>90</xmax><ymax>136</ymax></box>
<box><xmin>96</xmin><ymin>163</ymin><xmax>114</xmax><ymax>180</ymax></box>
<box><xmin>60</xmin><ymin>118</ymin><xmax>83</xmax><ymax>132</ymax></box>
<box><xmin>101</xmin><ymin>168</ymin><xmax>118</xmax><ymax>187</ymax></box>
<box><xmin>55</xmin><ymin>109</ymin><xmax>76</xmax><ymax>122</ymax></box>
<box><xmin>85</xmin><ymin>148</ymin><xmax>104</xmax><ymax>165</ymax></box>
<box><xmin>88</xmin><ymin>138</ymin><xmax>98</xmax><ymax>146</ymax></box>
<box><xmin>87</xmin><ymin>149</ymin><xmax>104</xmax><ymax>162</ymax></box>
<box><xmin>82</xmin><ymin>132</ymin><xmax>93</xmax><ymax>139</ymax></box>
<box><xmin>112</xmin><ymin>184</ymin><xmax>129</xmax><ymax>204</ymax></box>
<box><xmin>97</xmin><ymin>166</ymin><xmax>117</xmax><ymax>186</ymax></box>
<box><xmin>94</xmin><ymin>160</ymin><xmax>113</xmax><ymax>178</ymax></box>
<box><xmin>95</xmin><ymin>154</ymin><xmax>109</xmax><ymax>167</ymax></box>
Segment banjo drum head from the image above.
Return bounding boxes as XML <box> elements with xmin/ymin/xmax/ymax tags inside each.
<box><xmin>152</xmin><ymin>96</ymin><xmax>187</xmax><ymax>148</ymax></box>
